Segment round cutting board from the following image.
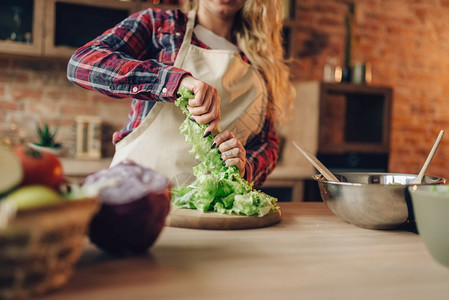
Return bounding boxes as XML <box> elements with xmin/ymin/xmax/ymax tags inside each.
<box><xmin>166</xmin><ymin>207</ymin><xmax>282</xmax><ymax>230</ymax></box>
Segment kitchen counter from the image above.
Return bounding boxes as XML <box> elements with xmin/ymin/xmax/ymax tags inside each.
<box><xmin>39</xmin><ymin>203</ymin><xmax>449</xmax><ymax>300</ymax></box>
<box><xmin>60</xmin><ymin>158</ymin><xmax>112</xmax><ymax>177</ymax></box>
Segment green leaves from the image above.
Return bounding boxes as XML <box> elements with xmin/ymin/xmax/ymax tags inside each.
<box><xmin>35</xmin><ymin>123</ymin><xmax>61</xmax><ymax>148</ymax></box>
<box><xmin>171</xmin><ymin>86</ymin><xmax>279</xmax><ymax>217</ymax></box>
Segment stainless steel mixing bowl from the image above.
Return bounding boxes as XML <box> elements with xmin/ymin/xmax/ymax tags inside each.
<box><xmin>312</xmin><ymin>172</ymin><xmax>446</xmax><ymax>230</ymax></box>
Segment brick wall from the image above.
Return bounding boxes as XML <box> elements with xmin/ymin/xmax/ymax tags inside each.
<box><xmin>1</xmin><ymin>0</ymin><xmax>448</xmax><ymax>179</ymax></box>
<box><xmin>290</xmin><ymin>0</ymin><xmax>449</xmax><ymax>178</ymax></box>
<box><xmin>0</xmin><ymin>57</ymin><xmax>131</xmax><ymax>157</ymax></box>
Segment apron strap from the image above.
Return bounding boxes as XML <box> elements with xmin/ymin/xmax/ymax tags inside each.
<box><xmin>174</xmin><ymin>10</ymin><xmax>196</xmax><ymax>68</ymax></box>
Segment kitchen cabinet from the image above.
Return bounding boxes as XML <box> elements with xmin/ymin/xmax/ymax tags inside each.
<box><xmin>43</xmin><ymin>0</ymin><xmax>141</xmax><ymax>58</ymax></box>
<box><xmin>0</xmin><ymin>0</ymin><xmax>295</xmax><ymax>59</ymax></box>
<box><xmin>0</xmin><ymin>0</ymin><xmax>45</xmax><ymax>56</ymax></box>
<box><xmin>314</xmin><ymin>82</ymin><xmax>393</xmax><ymax>172</ymax></box>
<box><xmin>0</xmin><ymin>0</ymin><xmax>165</xmax><ymax>58</ymax></box>
<box><xmin>263</xmin><ymin>81</ymin><xmax>393</xmax><ymax>202</ymax></box>
<box><xmin>316</xmin><ymin>82</ymin><xmax>392</xmax><ymax>155</ymax></box>
<box><xmin>279</xmin><ymin>81</ymin><xmax>392</xmax><ymax>173</ymax></box>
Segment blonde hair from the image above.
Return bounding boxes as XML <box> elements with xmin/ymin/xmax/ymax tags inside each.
<box><xmin>182</xmin><ymin>0</ymin><xmax>294</xmax><ymax>122</ymax></box>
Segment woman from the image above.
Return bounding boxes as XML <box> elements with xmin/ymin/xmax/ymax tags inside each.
<box><xmin>67</xmin><ymin>0</ymin><xmax>293</xmax><ymax>187</ymax></box>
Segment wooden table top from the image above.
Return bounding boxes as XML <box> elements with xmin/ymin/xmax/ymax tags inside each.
<box><xmin>39</xmin><ymin>202</ymin><xmax>449</xmax><ymax>300</ymax></box>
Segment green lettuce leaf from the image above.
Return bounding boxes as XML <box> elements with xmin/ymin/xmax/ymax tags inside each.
<box><xmin>171</xmin><ymin>86</ymin><xmax>279</xmax><ymax>217</ymax></box>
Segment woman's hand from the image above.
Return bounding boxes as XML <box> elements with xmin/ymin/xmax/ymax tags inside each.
<box><xmin>212</xmin><ymin>130</ymin><xmax>246</xmax><ymax>177</ymax></box>
<box><xmin>179</xmin><ymin>76</ymin><xmax>221</xmax><ymax>136</ymax></box>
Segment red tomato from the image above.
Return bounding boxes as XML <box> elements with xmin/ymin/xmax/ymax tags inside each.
<box><xmin>14</xmin><ymin>145</ymin><xmax>64</xmax><ymax>190</ymax></box>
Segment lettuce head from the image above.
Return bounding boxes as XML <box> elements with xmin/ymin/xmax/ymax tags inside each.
<box><xmin>171</xmin><ymin>86</ymin><xmax>279</xmax><ymax>217</ymax></box>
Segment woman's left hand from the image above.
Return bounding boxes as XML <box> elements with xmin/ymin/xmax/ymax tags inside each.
<box><xmin>212</xmin><ymin>130</ymin><xmax>246</xmax><ymax>177</ymax></box>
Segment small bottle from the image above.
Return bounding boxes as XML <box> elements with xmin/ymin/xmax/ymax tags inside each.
<box><xmin>24</xmin><ymin>32</ymin><xmax>32</xmax><ymax>44</ymax></box>
<box><xmin>334</xmin><ymin>65</ymin><xmax>342</xmax><ymax>82</ymax></box>
<box><xmin>323</xmin><ymin>57</ymin><xmax>341</xmax><ymax>82</ymax></box>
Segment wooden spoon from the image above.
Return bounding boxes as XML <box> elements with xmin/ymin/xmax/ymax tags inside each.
<box><xmin>292</xmin><ymin>141</ymin><xmax>340</xmax><ymax>182</ymax></box>
<box><xmin>413</xmin><ymin>130</ymin><xmax>444</xmax><ymax>184</ymax></box>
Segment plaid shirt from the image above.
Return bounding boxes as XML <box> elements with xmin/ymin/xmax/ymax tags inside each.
<box><xmin>67</xmin><ymin>8</ymin><xmax>279</xmax><ymax>187</ymax></box>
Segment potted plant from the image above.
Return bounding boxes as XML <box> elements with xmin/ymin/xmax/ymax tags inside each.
<box><xmin>28</xmin><ymin>122</ymin><xmax>64</xmax><ymax>156</ymax></box>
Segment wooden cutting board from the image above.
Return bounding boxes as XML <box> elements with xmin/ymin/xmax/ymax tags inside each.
<box><xmin>166</xmin><ymin>207</ymin><xmax>282</xmax><ymax>230</ymax></box>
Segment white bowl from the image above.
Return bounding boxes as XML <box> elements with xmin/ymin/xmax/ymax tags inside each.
<box><xmin>28</xmin><ymin>143</ymin><xmax>64</xmax><ymax>157</ymax></box>
<box><xmin>408</xmin><ymin>184</ymin><xmax>449</xmax><ymax>267</ymax></box>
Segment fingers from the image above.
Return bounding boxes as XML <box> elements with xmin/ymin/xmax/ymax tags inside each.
<box><xmin>213</xmin><ymin>129</ymin><xmax>234</xmax><ymax>147</ymax></box>
<box><xmin>222</xmin><ymin>149</ymin><xmax>245</xmax><ymax>162</ymax></box>
<box><xmin>188</xmin><ymin>87</ymin><xmax>220</xmax><ymax>133</ymax></box>
<box><xmin>187</xmin><ymin>87</ymin><xmax>212</xmax><ymax>115</ymax></box>
<box><xmin>204</xmin><ymin>119</ymin><xmax>219</xmax><ymax>136</ymax></box>
<box><xmin>213</xmin><ymin>130</ymin><xmax>246</xmax><ymax>177</ymax></box>
<box><xmin>221</xmin><ymin>142</ymin><xmax>244</xmax><ymax>160</ymax></box>
<box><xmin>179</xmin><ymin>76</ymin><xmax>221</xmax><ymax>135</ymax></box>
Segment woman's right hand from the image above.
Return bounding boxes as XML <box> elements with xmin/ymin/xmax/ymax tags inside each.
<box><xmin>179</xmin><ymin>76</ymin><xmax>221</xmax><ymax>136</ymax></box>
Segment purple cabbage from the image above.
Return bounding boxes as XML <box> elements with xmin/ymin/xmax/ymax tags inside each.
<box><xmin>83</xmin><ymin>161</ymin><xmax>171</xmax><ymax>255</ymax></box>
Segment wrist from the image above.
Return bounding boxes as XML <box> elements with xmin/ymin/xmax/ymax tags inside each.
<box><xmin>178</xmin><ymin>74</ymin><xmax>194</xmax><ymax>91</ymax></box>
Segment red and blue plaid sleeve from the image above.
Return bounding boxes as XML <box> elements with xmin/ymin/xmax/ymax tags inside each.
<box><xmin>67</xmin><ymin>9</ymin><xmax>189</xmax><ymax>102</ymax></box>
<box><xmin>244</xmin><ymin>111</ymin><xmax>280</xmax><ymax>187</ymax></box>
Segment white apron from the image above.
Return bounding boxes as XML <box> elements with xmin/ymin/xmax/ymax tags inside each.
<box><xmin>110</xmin><ymin>10</ymin><xmax>267</xmax><ymax>182</ymax></box>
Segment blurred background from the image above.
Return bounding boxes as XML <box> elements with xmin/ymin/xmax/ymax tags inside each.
<box><xmin>0</xmin><ymin>0</ymin><xmax>448</xmax><ymax>198</ymax></box>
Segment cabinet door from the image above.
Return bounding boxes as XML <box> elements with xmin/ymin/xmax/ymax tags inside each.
<box><xmin>43</xmin><ymin>0</ymin><xmax>138</xmax><ymax>58</ymax></box>
<box><xmin>0</xmin><ymin>0</ymin><xmax>45</xmax><ymax>56</ymax></box>
<box><xmin>317</xmin><ymin>82</ymin><xmax>392</xmax><ymax>154</ymax></box>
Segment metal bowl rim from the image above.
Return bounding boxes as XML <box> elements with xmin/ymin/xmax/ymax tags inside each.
<box><xmin>311</xmin><ymin>172</ymin><xmax>446</xmax><ymax>187</ymax></box>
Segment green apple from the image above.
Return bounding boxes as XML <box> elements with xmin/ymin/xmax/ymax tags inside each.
<box><xmin>4</xmin><ymin>185</ymin><xmax>63</xmax><ymax>211</ymax></box>
<box><xmin>0</xmin><ymin>145</ymin><xmax>23</xmax><ymax>196</ymax></box>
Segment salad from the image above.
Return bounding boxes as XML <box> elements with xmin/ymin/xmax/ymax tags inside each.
<box><xmin>171</xmin><ymin>86</ymin><xmax>279</xmax><ymax>217</ymax></box>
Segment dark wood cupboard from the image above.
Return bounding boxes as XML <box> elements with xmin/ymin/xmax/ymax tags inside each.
<box><xmin>314</xmin><ymin>82</ymin><xmax>393</xmax><ymax>172</ymax></box>
<box><xmin>265</xmin><ymin>81</ymin><xmax>393</xmax><ymax>202</ymax></box>
<box><xmin>0</xmin><ymin>0</ymin><xmax>295</xmax><ymax>59</ymax></box>
<box><xmin>0</xmin><ymin>0</ymin><xmax>178</xmax><ymax>58</ymax></box>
